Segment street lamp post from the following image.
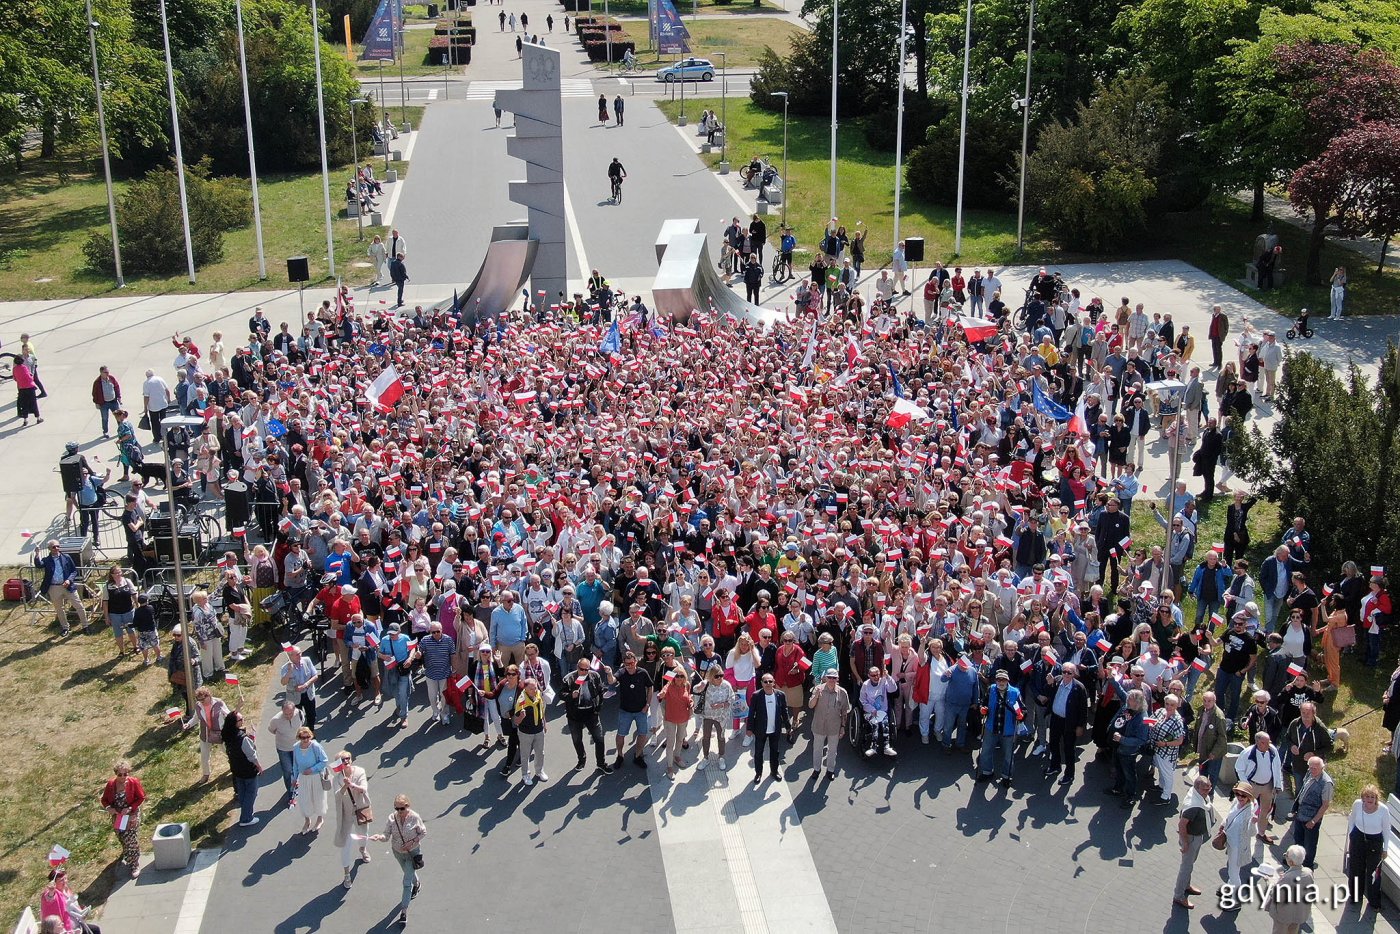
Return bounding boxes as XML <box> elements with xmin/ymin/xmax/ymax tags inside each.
<box><xmin>234</xmin><ymin>0</ymin><xmax>267</xmax><ymax>279</ymax></box>
<box><xmin>772</xmin><ymin>91</ymin><xmax>789</xmax><ymax>229</ymax></box>
<box><xmin>1015</xmin><ymin>0</ymin><xmax>1036</xmax><ymax>256</ymax></box>
<box><xmin>952</xmin><ymin>0</ymin><xmax>973</xmax><ymax>255</ymax></box>
<box><xmin>350</xmin><ymin>98</ymin><xmax>367</xmax><ymax>240</ymax></box>
<box><xmin>828</xmin><ymin>0</ymin><xmax>839</xmax><ymax>220</ymax></box>
<box><xmin>84</xmin><ymin>0</ymin><xmax>123</xmax><ymax>288</ymax></box>
<box><xmin>892</xmin><ymin>0</ymin><xmax>908</xmax><ymax>246</ymax></box>
<box><xmin>379</xmin><ymin>59</ymin><xmax>391</xmax><ymax>173</ymax></box>
<box><xmin>157</xmin><ymin>0</ymin><xmax>196</xmax><ymax>284</ymax></box>
<box><xmin>717</xmin><ymin>51</ymin><xmax>728</xmax><ymax>172</ymax></box>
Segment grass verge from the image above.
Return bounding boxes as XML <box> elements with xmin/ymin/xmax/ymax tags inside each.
<box><xmin>0</xmin><ymin>571</ymin><xmax>274</xmax><ymax>926</ymax></box>
<box><xmin>1130</xmin><ymin>492</ymin><xmax>1389</xmax><ymax>805</ymax></box>
<box><xmin>0</xmin><ymin>108</ymin><xmax>421</xmax><ymax>301</ymax></box>
<box><xmin>617</xmin><ymin>17</ymin><xmax>802</xmax><ymax>68</ymax></box>
<box><xmin>601</xmin><ymin>0</ymin><xmax>786</xmax><ymax>16</ymax></box>
<box><xmin>352</xmin><ymin>31</ymin><xmax>441</xmax><ymax>78</ymax></box>
<box><xmin>656</xmin><ymin>100</ymin><xmax>1400</xmax><ymax>317</ymax></box>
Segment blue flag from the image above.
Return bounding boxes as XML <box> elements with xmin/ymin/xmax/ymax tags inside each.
<box><xmin>656</xmin><ymin>0</ymin><xmax>691</xmax><ymax>54</ymax></box>
<box><xmin>360</xmin><ymin>0</ymin><xmax>396</xmax><ymax>61</ymax></box>
<box><xmin>600</xmin><ymin>320</ymin><xmax>622</xmax><ymax>355</ymax></box>
<box><xmin>888</xmin><ymin>362</ymin><xmax>904</xmax><ymax>399</ymax></box>
<box><xmin>266</xmin><ymin>419</ymin><xmax>287</xmax><ymax>439</ymax></box>
<box><xmin>1031</xmin><ymin>381</ymin><xmax>1070</xmax><ymax>421</ymax></box>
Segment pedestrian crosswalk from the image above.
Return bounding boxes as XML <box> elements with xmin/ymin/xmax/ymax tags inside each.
<box><xmin>466</xmin><ymin>79</ymin><xmax>594</xmax><ymax>100</ymax></box>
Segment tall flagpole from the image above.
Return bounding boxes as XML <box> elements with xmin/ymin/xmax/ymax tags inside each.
<box><xmin>891</xmin><ymin>0</ymin><xmax>908</xmax><ymax>246</ymax></box>
<box><xmin>234</xmin><ymin>0</ymin><xmax>266</xmax><ymax>279</ymax></box>
<box><xmin>953</xmin><ymin>0</ymin><xmax>973</xmax><ymax>254</ymax></box>
<box><xmin>1015</xmin><ymin>0</ymin><xmax>1035</xmax><ymax>255</ymax></box>
<box><xmin>828</xmin><ymin>0</ymin><xmax>839</xmax><ymax>221</ymax></box>
<box><xmin>158</xmin><ymin>0</ymin><xmax>196</xmax><ymax>283</ymax></box>
<box><xmin>85</xmin><ymin>0</ymin><xmax>124</xmax><ymax>287</ymax></box>
<box><xmin>310</xmin><ymin>0</ymin><xmax>337</xmax><ymax>277</ymax></box>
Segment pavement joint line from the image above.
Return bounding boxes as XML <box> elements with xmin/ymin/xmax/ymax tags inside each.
<box><xmin>380</xmin><ymin>127</ymin><xmax>419</xmax><ymax>227</ymax></box>
<box><xmin>170</xmin><ymin>848</ymin><xmax>220</xmax><ymax>934</ymax></box>
<box><xmin>665</xmin><ymin>117</ymin><xmax>751</xmax><ymax>218</ymax></box>
<box><xmin>710</xmin><ymin>771</ymin><xmax>770</xmax><ymax>933</ymax></box>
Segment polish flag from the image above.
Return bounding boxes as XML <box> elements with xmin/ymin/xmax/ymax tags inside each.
<box><xmin>278</xmin><ymin>516</ymin><xmax>293</xmax><ymax>533</ymax></box>
<box><xmin>887</xmin><ymin>397</ymin><xmax>930</xmax><ymax>430</ymax></box>
<box><xmin>1210</xmin><ymin>612</ymin><xmax>1225</xmax><ymax>627</ymax></box>
<box><xmin>956</xmin><ymin>655</ymin><xmax>971</xmax><ymax>671</ymax></box>
<box><xmin>995</xmin><ymin>534</ymin><xmax>1013</xmax><ymax>550</ymax></box>
<box><xmin>1019</xmin><ymin>656</ymin><xmax>1033</xmax><ymax>672</ymax></box>
<box><xmin>232</xmin><ymin>526</ymin><xmax>246</xmax><ymax>539</ymax></box>
<box><xmin>280</xmin><ymin>642</ymin><xmax>294</xmax><ymax>652</ymax></box>
<box><xmin>455</xmin><ymin>674</ymin><xmax>472</xmax><ymax>691</ymax></box>
<box><xmin>845</xmin><ymin>336</ymin><xmax>861</xmax><ymax>370</ymax></box>
<box><xmin>1372</xmin><ymin>566</ymin><xmax>1386</xmax><ymax>577</ymax></box>
<box><xmin>224</xmin><ymin>673</ymin><xmax>239</xmax><ymax>686</ymax></box>
<box><xmin>365</xmin><ymin>365</ymin><xmax>405</xmax><ymax>411</ymax></box>
<box><xmin>1093</xmin><ymin>636</ymin><xmax>1112</xmax><ymax>652</ymax></box>
<box><xmin>1190</xmin><ymin>656</ymin><xmax>1209</xmax><ymax>673</ymax></box>
<box><xmin>165</xmin><ymin>707</ymin><xmax>183</xmax><ymax>720</ymax></box>
<box><xmin>1286</xmin><ymin>661</ymin><xmax>1306</xmax><ymax>678</ymax></box>
<box><xmin>48</xmin><ymin>845</ymin><xmax>70</xmax><ymax>866</ymax></box>
<box><xmin>958</xmin><ymin>316</ymin><xmax>999</xmax><ymax>342</ymax></box>
<box><xmin>1211</xmin><ymin>542</ymin><xmax>1225</xmax><ymax>554</ymax></box>
<box><xmin>332</xmin><ymin>761</ymin><xmax>346</xmax><ymax>773</ymax></box>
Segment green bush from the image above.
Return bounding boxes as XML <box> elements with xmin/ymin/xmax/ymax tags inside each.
<box><xmin>861</xmin><ymin>96</ymin><xmax>945</xmax><ymax>153</ymax></box>
<box><xmin>905</xmin><ymin>111</ymin><xmax>1020</xmax><ymax>210</ymax></box>
<box><xmin>82</xmin><ymin>158</ymin><xmax>250</xmax><ymax>277</ymax></box>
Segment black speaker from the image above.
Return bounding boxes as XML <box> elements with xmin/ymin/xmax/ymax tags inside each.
<box><xmin>223</xmin><ymin>481</ymin><xmax>250</xmax><ymax>532</ymax></box>
<box><xmin>154</xmin><ymin>524</ymin><xmax>201</xmax><ymax>565</ymax></box>
<box><xmin>287</xmin><ymin>256</ymin><xmax>310</xmax><ymax>283</ymax></box>
<box><xmin>904</xmin><ymin>237</ymin><xmax>925</xmax><ymax>263</ymax></box>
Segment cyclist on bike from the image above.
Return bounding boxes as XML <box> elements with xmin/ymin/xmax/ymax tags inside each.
<box><xmin>777</xmin><ymin>227</ymin><xmax>796</xmax><ymax>282</ymax></box>
<box><xmin>607</xmin><ymin>157</ymin><xmax>626</xmax><ymax>202</ymax></box>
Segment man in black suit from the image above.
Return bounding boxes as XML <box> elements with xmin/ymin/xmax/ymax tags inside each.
<box><xmin>746</xmin><ymin>673</ymin><xmax>790</xmax><ymax>785</ymax></box>
<box><xmin>1043</xmin><ymin>662</ymin><xmax>1089</xmax><ymax>785</ymax></box>
<box><xmin>1223</xmin><ymin>490</ymin><xmax>1257</xmax><ymax>564</ymax></box>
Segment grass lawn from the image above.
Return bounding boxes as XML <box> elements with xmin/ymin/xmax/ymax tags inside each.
<box><xmin>353</xmin><ymin>29</ymin><xmax>442</xmax><ymax>77</ymax></box>
<box><xmin>0</xmin><ymin>573</ymin><xmax>275</xmax><ymax>926</ymax></box>
<box><xmin>656</xmin><ymin>98</ymin><xmax>1063</xmax><ymax>270</ymax></box>
<box><xmin>1129</xmin><ymin>491</ymin><xmax>1390</xmax><ymax>805</ymax></box>
<box><xmin>0</xmin><ymin>109</ymin><xmax>422</xmax><ymax>300</ymax></box>
<box><xmin>596</xmin><ymin>0</ymin><xmax>786</xmax><ymax>16</ymax></box>
<box><xmin>616</xmin><ymin>17</ymin><xmax>801</xmax><ymax>68</ymax></box>
<box><xmin>657</xmin><ymin>100</ymin><xmax>1400</xmax><ymax>317</ymax></box>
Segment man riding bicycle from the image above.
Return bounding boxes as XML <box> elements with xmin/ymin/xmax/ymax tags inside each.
<box><xmin>607</xmin><ymin>157</ymin><xmax>627</xmax><ymax>202</ymax></box>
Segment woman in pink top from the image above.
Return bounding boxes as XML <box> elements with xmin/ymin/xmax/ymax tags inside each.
<box><xmin>14</xmin><ymin>359</ymin><xmax>42</xmax><ymax>426</ymax></box>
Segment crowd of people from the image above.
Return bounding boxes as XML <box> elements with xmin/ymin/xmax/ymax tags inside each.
<box><xmin>43</xmin><ymin>256</ymin><xmax>1398</xmax><ymax>930</ymax></box>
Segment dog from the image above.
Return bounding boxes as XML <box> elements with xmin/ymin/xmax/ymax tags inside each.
<box><xmin>1333</xmin><ymin>727</ymin><xmax>1350</xmax><ymax>753</ymax></box>
<box><xmin>131</xmin><ymin>461</ymin><xmax>167</xmax><ymax>487</ymax></box>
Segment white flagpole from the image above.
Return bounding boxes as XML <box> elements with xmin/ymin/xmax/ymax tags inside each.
<box><xmin>828</xmin><ymin>0</ymin><xmax>839</xmax><ymax>220</ymax></box>
<box><xmin>892</xmin><ymin>0</ymin><xmax>908</xmax><ymax>246</ymax></box>
<box><xmin>158</xmin><ymin>0</ymin><xmax>196</xmax><ymax>283</ymax></box>
<box><xmin>85</xmin><ymin>0</ymin><xmax>123</xmax><ymax>287</ymax></box>
<box><xmin>234</xmin><ymin>0</ymin><xmax>266</xmax><ymax>279</ymax></box>
<box><xmin>953</xmin><ymin>0</ymin><xmax>973</xmax><ymax>254</ymax></box>
<box><xmin>310</xmin><ymin>0</ymin><xmax>337</xmax><ymax>277</ymax></box>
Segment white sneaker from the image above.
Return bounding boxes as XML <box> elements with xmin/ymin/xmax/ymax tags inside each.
<box><xmin>743</xmin><ymin>735</ymin><xmax>753</xmax><ymax>747</ymax></box>
<box><xmin>523</xmin><ymin>775</ymin><xmax>534</xmax><ymax>786</ymax></box>
<box><xmin>536</xmin><ymin>772</ymin><xmax>549</xmax><ymax>783</ymax></box>
<box><xmin>1032</xmin><ymin>743</ymin><xmax>1046</xmax><ymax>757</ymax></box>
<box><xmin>864</xmin><ymin>748</ymin><xmax>876</xmax><ymax>759</ymax></box>
<box><xmin>882</xmin><ymin>745</ymin><xmax>896</xmax><ymax>756</ymax></box>
<box><xmin>698</xmin><ymin>756</ymin><xmax>710</xmax><ymax>770</ymax></box>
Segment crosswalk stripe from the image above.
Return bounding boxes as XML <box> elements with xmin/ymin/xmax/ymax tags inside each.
<box><xmin>466</xmin><ymin>79</ymin><xmax>594</xmax><ymax>99</ymax></box>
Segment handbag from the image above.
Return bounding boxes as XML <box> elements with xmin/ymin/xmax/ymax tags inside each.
<box><xmin>411</xmin><ymin>852</ymin><xmax>424</xmax><ymax>870</ymax></box>
<box><xmin>1211</xmin><ymin>829</ymin><xmax>1227</xmax><ymax>851</ymax></box>
<box><xmin>320</xmin><ymin>771</ymin><xmax>332</xmax><ymax>791</ymax></box>
<box><xmin>1331</xmin><ymin>625</ymin><xmax>1356</xmax><ymax>649</ymax></box>
<box><xmin>354</xmin><ymin>805</ymin><xmax>374</xmax><ymax>825</ymax></box>
<box><xmin>138</xmin><ymin>412</ymin><xmax>151</xmax><ymax>431</ymax></box>
<box><xmin>169</xmin><ymin>669</ymin><xmax>187</xmax><ymax>687</ymax></box>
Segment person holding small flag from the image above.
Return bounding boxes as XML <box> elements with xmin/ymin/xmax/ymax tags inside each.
<box><xmin>977</xmin><ymin>669</ymin><xmax>1022</xmax><ymax>786</ymax></box>
<box><xmin>565</xmin><ymin>656</ymin><xmax>613</xmax><ymax>774</ymax></box>
<box><xmin>99</xmin><ymin>760</ymin><xmax>146</xmax><ymax>880</ymax></box>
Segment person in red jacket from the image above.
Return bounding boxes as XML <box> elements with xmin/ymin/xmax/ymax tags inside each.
<box><xmin>711</xmin><ymin>588</ymin><xmax>742</xmax><ymax>659</ymax></box>
<box><xmin>91</xmin><ymin>365</ymin><xmax>123</xmax><ymax>437</ymax></box>
<box><xmin>100</xmin><ymin>759</ymin><xmax>147</xmax><ymax>879</ymax></box>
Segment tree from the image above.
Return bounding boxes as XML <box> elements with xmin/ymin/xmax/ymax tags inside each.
<box><xmin>752</xmin><ymin>0</ymin><xmax>902</xmax><ymax>118</ymax></box>
<box><xmin>183</xmin><ymin>0</ymin><xmax>368</xmax><ymax>172</ymax></box>
<box><xmin>905</xmin><ymin>111</ymin><xmax>1019</xmax><ymax>209</ymax></box>
<box><xmin>1272</xmin><ymin>43</ymin><xmax>1400</xmax><ymax>283</ymax></box>
<box><xmin>82</xmin><ymin>157</ymin><xmax>250</xmax><ymax>276</ymax></box>
<box><xmin>1289</xmin><ymin>122</ymin><xmax>1400</xmax><ymax>280</ymax></box>
<box><xmin>1229</xmin><ymin>347</ymin><xmax>1400</xmax><ymax>587</ymax></box>
<box><xmin>1023</xmin><ymin>75</ymin><xmax>1174</xmax><ymax>252</ymax></box>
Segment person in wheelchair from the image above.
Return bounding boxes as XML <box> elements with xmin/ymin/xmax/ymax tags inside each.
<box><xmin>858</xmin><ymin>666</ymin><xmax>899</xmax><ymax>758</ymax></box>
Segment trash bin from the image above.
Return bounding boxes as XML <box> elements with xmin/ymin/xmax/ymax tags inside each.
<box><xmin>426</xmin><ymin>2</ymin><xmax>439</xmax><ymax>16</ymax></box>
<box><xmin>152</xmin><ymin>822</ymin><xmax>191</xmax><ymax>870</ymax></box>
<box><xmin>903</xmin><ymin>236</ymin><xmax>925</xmax><ymax>262</ymax></box>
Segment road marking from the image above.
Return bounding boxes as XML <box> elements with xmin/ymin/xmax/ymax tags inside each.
<box><xmin>172</xmin><ymin>848</ymin><xmax>221</xmax><ymax>934</ymax></box>
<box><xmin>647</xmin><ymin>751</ymin><xmax>837</xmax><ymax>933</ymax></box>
<box><xmin>426</xmin><ymin>88</ymin><xmax>440</xmax><ymax>100</ymax></box>
<box><xmin>380</xmin><ymin>125</ymin><xmax>419</xmax><ymax>227</ymax></box>
<box><xmin>562</xmin><ymin>181</ymin><xmax>589</xmax><ymax>282</ymax></box>
<box><xmin>666</xmin><ymin>117</ymin><xmax>752</xmax><ymax>217</ymax></box>
<box><xmin>466</xmin><ymin>79</ymin><xmax>593</xmax><ymax>99</ymax></box>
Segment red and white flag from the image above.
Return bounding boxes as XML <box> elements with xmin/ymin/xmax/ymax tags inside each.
<box><xmin>48</xmin><ymin>845</ymin><xmax>70</xmax><ymax>866</ymax></box>
<box><xmin>365</xmin><ymin>365</ymin><xmax>405</xmax><ymax>411</ymax></box>
<box><xmin>224</xmin><ymin>673</ymin><xmax>239</xmax><ymax>686</ymax></box>
<box><xmin>1286</xmin><ymin>661</ymin><xmax>1306</xmax><ymax>678</ymax></box>
<box><xmin>1094</xmin><ymin>635</ymin><xmax>1112</xmax><ymax>652</ymax></box>
<box><xmin>1190</xmin><ymin>656</ymin><xmax>1209</xmax><ymax>673</ymax></box>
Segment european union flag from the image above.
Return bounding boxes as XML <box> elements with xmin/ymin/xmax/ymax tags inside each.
<box><xmin>599</xmin><ymin>320</ymin><xmax>622</xmax><ymax>355</ymax></box>
<box><xmin>266</xmin><ymin>419</ymin><xmax>287</xmax><ymax>439</ymax></box>
<box><xmin>1031</xmin><ymin>380</ymin><xmax>1070</xmax><ymax>421</ymax></box>
<box><xmin>888</xmin><ymin>362</ymin><xmax>904</xmax><ymax>399</ymax></box>
<box><xmin>368</xmin><ymin>343</ymin><xmax>388</xmax><ymax>357</ymax></box>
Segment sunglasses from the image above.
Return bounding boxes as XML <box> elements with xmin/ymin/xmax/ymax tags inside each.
<box><xmin>394</xmin><ymin>805</ymin><xmax>407</xmax><ymax>811</ymax></box>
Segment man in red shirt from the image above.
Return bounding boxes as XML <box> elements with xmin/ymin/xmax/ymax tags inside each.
<box><xmin>711</xmin><ymin>588</ymin><xmax>742</xmax><ymax>660</ymax></box>
<box><xmin>311</xmin><ymin>581</ymin><xmax>361</xmax><ymax>687</ymax></box>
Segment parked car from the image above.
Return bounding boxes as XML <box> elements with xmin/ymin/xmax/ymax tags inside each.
<box><xmin>656</xmin><ymin>58</ymin><xmax>715</xmax><ymax>82</ymax></box>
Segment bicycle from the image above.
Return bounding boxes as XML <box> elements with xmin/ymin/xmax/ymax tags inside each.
<box><xmin>610</xmin><ymin>175</ymin><xmax>623</xmax><ymax>203</ymax></box>
<box><xmin>770</xmin><ymin>252</ymin><xmax>793</xmax><ymax>284</ymax></box>
<box><xmin>0</xmin><ymin>351</ymin><xmax>17</xmax><ymax>382</ymax></box>
<box><xmin>738</xmin><ymin>157</ymin><xmax>770</xmax><ymax>186</ymax></box>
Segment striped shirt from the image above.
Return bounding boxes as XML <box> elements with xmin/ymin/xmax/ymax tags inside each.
<box><xmin>417</xmin><ymin>633</ymin><xmax>456</xmax><ymax>680</ymax></box>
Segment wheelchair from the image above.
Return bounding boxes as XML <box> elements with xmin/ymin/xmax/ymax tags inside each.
<box><xmin>848</xmin><ymin>703</ymin><xmax>898</xmax><ymax>760</ymax></box>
